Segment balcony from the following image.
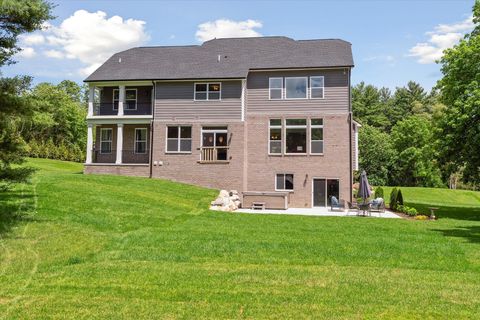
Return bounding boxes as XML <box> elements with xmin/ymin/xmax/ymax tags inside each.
<box><xmin>92</xmin><ymin>102</ymin><xmax>152</xmax><ymax>116</ymax></box>
<box><xmin>199</xmin><ymin>147</ymin><xmax>229</xmax><ymax>163</ymax></box>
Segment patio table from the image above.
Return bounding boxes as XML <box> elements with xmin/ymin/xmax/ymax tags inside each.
<box><xmin>358</xmin><ymin>203</ymin><xmax>371</xmax><ymax>216</ymax></box>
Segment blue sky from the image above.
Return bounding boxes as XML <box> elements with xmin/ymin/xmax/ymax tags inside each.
<box><xmin>3</xmin><ymin>0</ymin><xmax>475</xmax><ymax>90</ymax></box>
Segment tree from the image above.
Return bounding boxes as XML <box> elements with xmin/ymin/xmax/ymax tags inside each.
<box><xmin>390</xmin><ymin>116</ymin><xmax>443</xmax><ymax>187</ymax></box>
<box><xmin>0</xmin><ymin>0</ymin><xmax>53</xmax><ymax>66</ymax></box>
<box><xmin>352</xmin><ymin>82</ymin><xmax>391</xmax><ymax>131</ymax></box>
<box><xmin>0</xmin><ymin>0</ymin><xmax>53</xmax><ymax>186</ymax></box>
<box><xmin>437</xmin><ymin>0</ymin><xmax>480</xmax><ymax>184</ymax></box>
<box><xmin>358</xmin><ymin>125</ymin><xmax>394</xmax><ymax>186</ymax></box>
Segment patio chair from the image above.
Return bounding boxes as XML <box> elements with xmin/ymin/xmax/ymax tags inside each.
<box><xmin>330</xmin><ymin>196</ymin><xmax>345</xmax><ymax>211</ymax></box>
<box><xmin>369</xmin><ymin>198</ymin><xmax>385</xmax><ymax>213</ymax></box>
<box><xmin>347</xmin><ymin>200</ymin><xmax>360</xmax><ymax>215</ymax></box>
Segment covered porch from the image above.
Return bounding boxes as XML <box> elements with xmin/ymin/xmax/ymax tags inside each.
<box><xmin>86</xmin><ymin>122</ymin><xmax>151</xmax><ymax>164</ymax></box>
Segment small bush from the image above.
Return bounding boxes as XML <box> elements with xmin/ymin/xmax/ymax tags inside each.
<box><xmin>390</xmin><ymin>187</ymin><xmax>398</xmax><ymax>210</ymax></box>
<box><xmin>406</xmin><ymin>207</ymin><xmax>417</xmax><ymax>216</ymax></box>
<box><xmin>397</xmin><ymin>189</ymin><xmax>404</xmax><ymax>206</ymax></box>
<box><xmin>415</xmin><ymin>215</ymin><xmax>428</xmax><ymax>220</ymax></box>
<box><xmin>375</xmin><ymin>187</ymin><xmax>384</xmax><ymax>199</ymax></box>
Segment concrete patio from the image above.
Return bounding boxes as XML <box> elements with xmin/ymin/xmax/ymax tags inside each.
<box><xmin>235</xmin><ymin>207</ymin><xmax>401</xmax><ymax>218</ymax></box>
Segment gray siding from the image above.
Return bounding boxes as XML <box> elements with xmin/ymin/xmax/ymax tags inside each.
<box><xmin>246</xmin><ymin>69</ymin><xmax>349</xmax><ymax>114</ymax></box>
<box><xmin>155</xmin><ymin>81</ymin><xmax>242</xmax><ymax>121</ymax></box>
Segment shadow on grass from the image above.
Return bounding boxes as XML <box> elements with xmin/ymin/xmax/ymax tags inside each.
<box><xmin>0</xmin><ymin>188</ymin><xmax>36</xmax><ymax>237</ymax></box>
<box><xmin>432</xmin><ymin>226</ymin><xmax>480</xmax><ymax>244</ymax></box>
<box><xmin>407</xmin><ymin>202</ymin><xmax>480</xmax><ymax>222</ymax></box>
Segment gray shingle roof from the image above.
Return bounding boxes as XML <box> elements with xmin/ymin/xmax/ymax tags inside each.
<box><xmin>84</xmin><ymin>36</ymin><xmax>353</xmax><ymax>82</ymax></box>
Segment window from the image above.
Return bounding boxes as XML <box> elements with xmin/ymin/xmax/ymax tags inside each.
<box><xmin>310</xmin><ymin>76</ymin><xmax>324</xmax><ymax>99</ymax></box>
<box><xmin>269</xmin><ymin>78</ymin><xmax>283</xmax><ymax>100</ymax></box>
<box><xmin>113</xmin><ymin>89</ymin><xmax>137</xmax><ymax>110</ymax></box>
<box><xmin>311</xmin><ymin>119</ymin><xmax>324</xmax><ymax>154</ymax></box>
<box><xmin>166</xmin><ymin>126</ymin><xmax>192</xmax><ymax>152</ymax></box>
<box><xmin>276</xmin><ymin>173</ymin><xmax>294</xmax><ymax>191</ymax></box>
<box><xmin>269</xmin><ymin>119</ymin><xmax>282</xmax><ymax>154</ymax></box>
<box><xmin>194</xmin><ymin>83</ymin><xmax>221</xmax><ymax>100</ymax></box>
<box><xmin>135</xmin><ymin>128</ymin><xmax>147</xmax><ymax>154</ymax></box>
<box><xmin>285</xmin><ymin>77</ymin><xmax>307</xmax><ymax>99</ymax></box>
<box><xmin>100</xmin><ymin>128</ymin><xmax>112</xmax><ymax>154</ymax></box>
<box><xmin>201</xmin><ymin>127</ymin><xmax>228</xmax><ymax>161</ymax></box>
<box><xmin>285</xmin><ymin>119</ymin><xmax>307</xmax><ymax>154</ymax></box>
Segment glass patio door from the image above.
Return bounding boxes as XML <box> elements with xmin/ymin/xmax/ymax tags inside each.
<box><xmin>313</xmin><ymin>178</ymin><xmax>340</xmax><ymax>207</ymax></box>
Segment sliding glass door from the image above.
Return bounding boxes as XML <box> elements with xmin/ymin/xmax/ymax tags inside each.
<box><xmin>313</xmin><ymin>178</ymin><xmax>340</xmax><ymax>207</ymax></box>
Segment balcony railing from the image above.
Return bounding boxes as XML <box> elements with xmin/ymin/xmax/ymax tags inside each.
<box><xmin>92</xmin><ymin>102</ymin><xmax>152</xmax><ymax>116</ymax></box>
<box><xmin>199</xmin><ymin>147</ymin><xmax>229</xmax><ymax>163</ymax></box>
<box><xmin>122</xmin><ymin>149</ymin><xmax>149</xmax><ymax>164</ymax></box>
<box><xmin>91</xmin><ymin>149</ymin><xmax>149</xmax><ymax>164</ymax></box>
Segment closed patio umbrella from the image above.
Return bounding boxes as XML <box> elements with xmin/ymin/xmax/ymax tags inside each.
<box><xmin>358</xmin><ymin>170</ymin><xmax>371</xmax><ymax>204</ymax></box>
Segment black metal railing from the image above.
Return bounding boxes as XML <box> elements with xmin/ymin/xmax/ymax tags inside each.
<box><xmin>122</xmin><ymin>149</ymin><xmax>149</xmax><ymax>164</ymax></box>
<box><xmin>92</xmin><ymin>102</ymin><xmax>152</xmax><ymax>116</ymax></box>
<box><xmin>92</xmin><ymin>149</ymin><xmax>116</xmax><ymax>163</ymax></box>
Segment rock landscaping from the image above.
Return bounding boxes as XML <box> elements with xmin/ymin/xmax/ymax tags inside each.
<box><xmin>210</xmin><ymin>190</ymin><xmax>241</xmax><ymax>211</ymax></box>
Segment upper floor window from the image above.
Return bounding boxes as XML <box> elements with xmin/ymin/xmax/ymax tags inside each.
<box><xmin>268</xmin><ymin>118</ymin><xmax>324</xmax><ymax>155</ymax></box>
<box><xmin>166</xmin><ymin>126</ymin><xmax>192</xmax><ymax>153</ymax></box>
<box><xmin>195</xmin><ymin>83</ymin><xmax>221</xmax><ymax>101</ymax></box>
<box><xmin>310</xmin><ymin>76</ymin><xmax>324</xmax><ymax>99</ymax></box>
<box><xmin>269</xmin><ymin>78</ymin><xmax>283</xmax><ymax>100</ymax></box>
<box><xmin>113</xmin><ymin>89</ymin><xmax>137</xmax><ymax>110</ymax></box>
<box><xmin>285</xmin><ymin>77</ymin><xmax>307</xmax><ymax>99</ymax></box>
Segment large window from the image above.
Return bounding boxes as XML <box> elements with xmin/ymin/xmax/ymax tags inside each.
<box><xmin>285</xmin><ymin>77</ymin><xmax>307</xmax><ymax>99</ymax></box>
<box><xmin>100</xmin><ymin>128</ymin><xmax>112</xmax><ymax>154</ymax></box>
<box><xmin>285</xmin><ymin>119</ymin><xmax>307</xmax><ymax>154</ymax></box>
<box><xmin>194</xmin><ymin>83</ymin><xmax>221</xmax><ymax>100</ymax></box>
<box><xmin>310</xmin><ymin>76</ymin><xmax>324</xmax><ymax>99</ymax></box>
<box><xmin>269</xmin><ymin>78</ymin><xmax>283</xmax><ymax>100</ymax></box>
<box><xmin>201</xmin><ymin>127</ymin><xmax>228</xmax><ymax>161</ymax></box>
<box><xmin>310</xmin><ymin>119</ymin><xmax>324</xmax><ymax>154</ymax></box>
<box><xmin>269</xmin><ymin>119</ymin><xmax>282</xmax><ymax>154</ymax></box>
<box><xmin>166</xmin><ymin>126</ymin><xmax>192</xmax><ymax>153</ymax></box>
<box><xmin>135</xmin><ymin>128</ymin><xmax>147</xmax><ymax>154</ymax></box>
<box><xmin>276</xmin><ymin>173</ymin><xmax>294</xmax><ymax>191</ymax></box>
<box><xmin>113</xmin><ymin>89</ymin><xmax>137</xmax><ymax>110</ymax></box>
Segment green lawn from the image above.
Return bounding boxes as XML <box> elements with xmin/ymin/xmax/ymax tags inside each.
<box><xmin>1</xmin><ymin>159</ymin><xmax>479</xmax><ymax>319</ymax></box>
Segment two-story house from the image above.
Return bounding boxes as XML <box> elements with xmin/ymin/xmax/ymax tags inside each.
<box><xmin>84</xmin><ymin>36</ymin><xmax>359</xmax><ymax>209</ymax></box>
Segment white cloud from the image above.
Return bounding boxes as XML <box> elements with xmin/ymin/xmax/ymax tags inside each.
<box><xmin>364</xmin><ymin>55</ymin><xmax>395</xmax><ymax>62</ymax></box>
<box><xmin>196</xmin><ymin>19</ymin><xmax>262</xmax><ymax>42</ymax></box>
<box><xmin>409</xmin><ymin>15</ymin><xmax>473</xmax><ymax>64</ymax></box>
<box><xmin>22</xmin><ymin>10</ymin><xmax>149</xmax><ymax>76</ymax></box>
<box><xmin>44</xmin><ymin>49</ymin><xmax>65</xmax><ymax>59</ymax></box>
<box><xmin>20</xmin><ymin>34</ymin><xmax>45</xmax><ymax>45</ymax></box>
<box><xmin>17</xmin><ymin>47</ymin><xmax>36</xmax><ymax>58</ymax></box>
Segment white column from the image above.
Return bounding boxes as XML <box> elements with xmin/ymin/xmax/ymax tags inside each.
<box><xmin>116</xmin><ymin>123</ymin><xmax>123</xmax><ymax>164</ymax></box>
<box><xmin>86</xmin><ymin>124</ymin><xmax>93</xmax><ymax>164</ymax></box>
<box><xmin>118</xmin><ymin>85</ymin><xmax>125</xmax><ymax>116</ymax></box>
<box><xmin>88</xmin><ymin>85</ymin><xmax>95</xmax><ymax>116</ymax></box>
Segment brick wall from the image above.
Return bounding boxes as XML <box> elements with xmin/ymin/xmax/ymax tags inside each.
<box><xmin>84</xmin><ymin>164</ymin><xmax>150</xmax><ymax>177</ymax></box>
<box><xmin>245</xmin><ymin>113</ymin><xmax>352</xmax><ymax>207</ymax></box>
<box><xmin>150</xmin><ymin>121</ymin><xmax>246</xmax><ymax>191</ymax></box>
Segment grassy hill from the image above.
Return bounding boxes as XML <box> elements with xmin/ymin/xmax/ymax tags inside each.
<box><xmin>1</xmin><ymin>159</ymin><xmax>479</xmax><ymax>318</ymax></box>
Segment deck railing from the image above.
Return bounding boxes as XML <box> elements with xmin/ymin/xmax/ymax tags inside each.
<box><xmin>90</xmin><ymin>149</ymin><xmax>149</xmax><ymax>164</ymax></box>
<box><xmin>199</xmin><ymin>147</ymin><xmax>229</xmax><ymax>163</ymax></box>
<box><xmin>92</xmin><ymin>102</ymin><xmax>152</xmax><ymax>116</ymax></box>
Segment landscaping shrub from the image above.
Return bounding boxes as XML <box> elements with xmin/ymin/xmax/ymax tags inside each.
<box><xmin>26</xmin><ymin>139</ymin><xmax>85</xmax><ymax>163</ymax></box>
<box><xmin>375</xmin><ymin>186</ymin><xmax>384</xmax><ymax>199</ymax></box>
<box><xmin>397</xmin><ymin>189</ymin><xmax>404</xmax><ymax>206</ymax></box>
<box><xmin>390</xmin><ymin>187</ymin><xmax>398</xmax><ymax>210</ymax></box>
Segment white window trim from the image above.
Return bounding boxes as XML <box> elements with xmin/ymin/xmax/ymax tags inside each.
<box><xmin>134</xmin><ymin>128</ymin><xmax>147</xmax><ymax>154</ymax></box>
<box><xmin>275</xmin><ymin>173</ymin><xmax>294</xmax><ymax>192</ymax></box>
<box><xmin>100</xmin><ymin>128</ymin><xmax>112</xmax><ymax>154</ymax></box>
<box><xmin>285</xmin><ymin>77</ymin><xmax>308</xmax><ymax>100</ymax></box>
<box><xmin>310</xmin><ymin>76</ymin><xmax>325</xmax><ymax>99</ymax></box>
<box><xmin>268</xmin><ymin>119</ymin><xmax>282</xmax><ymax>155</ymax></box>
<box><xmin>310</xmin><ymin>118</ymin><xmax>324</xmax><ymax>155</ymax></box>
<box><xmin>269</xmin><ymin>77</ymin><xmax>283</xmax><ymax>100</ymax></box>
<box><xmin>194</xmin><ymin>82</ymin><xmax>222</xmax><ymax>101</ymax></box>
<box><xmin>165</xmin><ymin>126</ymin><xmax>192</xmax><ymax>154</ymax></box>
<box><xmin>200</xmin><ymin>127</ymin><xmax>228</xmax><ymax>148</ymax></box>
<box><xmin>113</xmin><ymin>88</ymin><xmax>138</xmax><ymax>110</ymax></box>
<box><xmin>311</xmin><ymin>178</ymin><xmax>340</xmax><ymax>208</ymax></box>
<box><xmin>284</xmin><ymin>119</ymin><xmax>308</xmax><ymax>155</ymax></box>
